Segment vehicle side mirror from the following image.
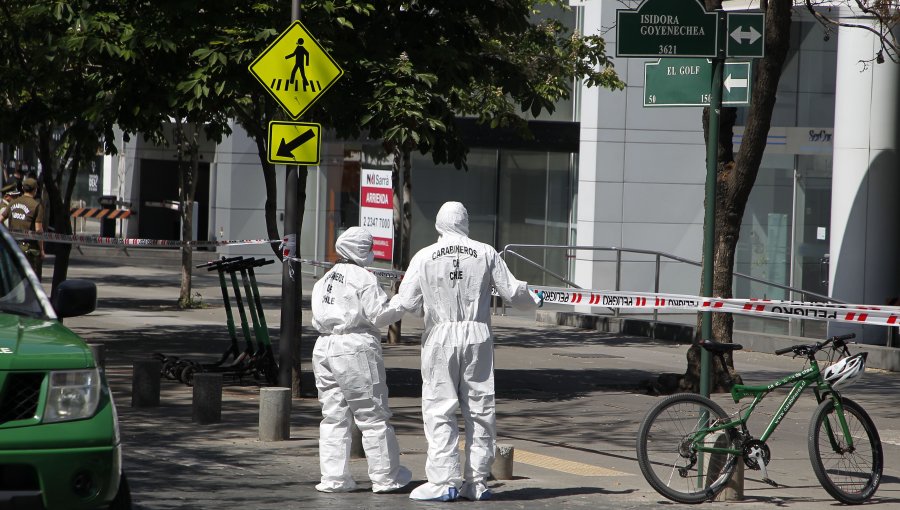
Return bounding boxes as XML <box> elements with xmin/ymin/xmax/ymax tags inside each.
<box><xmin>53</xmin><ymin>279</ymin><xmax>97</xmax><ymax>318</ymax></box>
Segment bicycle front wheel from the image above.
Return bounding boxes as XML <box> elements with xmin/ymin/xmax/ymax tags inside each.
<box><xmin>808</xmin><ymin>396</ymin><xmax>883</xmax><ymax>504</ymax></box>
<box><xmin>636</xmin><ymin>393</ymin><xmax>739</xmax><ymax>504</ymax></box>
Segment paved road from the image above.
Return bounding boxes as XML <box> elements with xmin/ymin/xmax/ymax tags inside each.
<box><xmin>54</xmin><ymin>254</ymin><xmax>900</xmax><ymax>509</ymax></box>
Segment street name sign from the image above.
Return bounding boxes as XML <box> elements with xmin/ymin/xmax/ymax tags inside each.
<box><xmin>726</xmin><ymin>12</ymin><xmax>765</xmax><ymax>58</ymax></box>
<box><xmin>248</xmin><ymin>21</ymin><xmax>343</xmax><ymax>119</ymax></box>
<box><xmin>617</xmin><ymin>0</ymin><xmax>719</xmax><ymax>58</ymax></box>
<box><xmin>267</xmin><ymin>122</ymin><xmax>321</xmax><ymax>165</ymax></box>
<box><xmin>644</xmin><ymin>58</ymin><xmax>752</xmax><ymax>107</ymax></box>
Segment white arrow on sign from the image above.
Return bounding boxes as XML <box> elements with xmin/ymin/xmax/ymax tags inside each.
<box><xmin>724</xmin><ymin>74</ymin><xmax>749</xmax><ymax>92</ymax></box>
<box><xmin>730</xmin><ymin>25</ymin><xmax>762</xmax><ymax>44</ymax></box>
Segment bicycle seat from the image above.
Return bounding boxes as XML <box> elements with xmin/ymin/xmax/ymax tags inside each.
<box><xmin>699</xmin><ymin>340</ymin><xmax>743</xmax><ymax>353</ymax></box>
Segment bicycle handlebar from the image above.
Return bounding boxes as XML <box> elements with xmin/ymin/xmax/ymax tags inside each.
<box><xmin>774</xmin><ymin>333</ymin><xmax>856</xmax><ymax>357</ymax></box>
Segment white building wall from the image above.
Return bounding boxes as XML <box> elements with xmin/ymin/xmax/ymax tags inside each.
<box><xmin>829</xmin><ymin>10</ymin><xmax>900</xmax><ymax>341</ymax></box>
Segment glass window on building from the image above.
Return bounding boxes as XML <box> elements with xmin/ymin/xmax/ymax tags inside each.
<box><xmin>733</xmin><ymin>153</ymin><xmax>833</xmax><ymax>338</ymax></box>
<box><xmin>498</xmin><ymin>151</ymin><xmax>573</xmax><ymax>285</ymax></box>
<box><xmin>409</xmin><ymin>148</ymin><xmax>576</xmax><ymax>286</ymax></box>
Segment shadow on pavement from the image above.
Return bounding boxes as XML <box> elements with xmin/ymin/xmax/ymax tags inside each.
<box><xmin>494</xmin><ymin>485</ymin><xmax>637</xmax><ymax>500</ymax></box>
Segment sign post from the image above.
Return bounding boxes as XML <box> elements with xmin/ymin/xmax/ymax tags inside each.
<box><xmin>700</xmin><ymin>16</ymin><xmax>727</xmax><ymax>399</ymax></box>
<box><xmin>618</xmin><ymin>0</ymin><xmax>764</xmax><ymax>398</ymax></box>
<box><xmin>248</xmin><ymin>15</ymin><xmax>344</xmax><ymax>392</ymax></box>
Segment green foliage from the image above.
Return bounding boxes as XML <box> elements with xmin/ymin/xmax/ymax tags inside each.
<box><xmin>0</xmin><ymin>0</ymin><xmax>623</xmax><ymax>176</ymax></box>
<box><xmin>316</xmin><ymin>0</ymin><xmax>624</xmax><ymax>168</ymax></box>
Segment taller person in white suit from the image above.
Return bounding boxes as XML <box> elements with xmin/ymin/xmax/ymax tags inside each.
<box><xmin>391</xmin><ymin>201</ymin><xmax>541</xmax><ymax>501</ymax></box>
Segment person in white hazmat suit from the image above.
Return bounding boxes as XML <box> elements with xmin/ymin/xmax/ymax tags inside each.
<box><xmin>311</xmin><ymin>227</ymin><xmax>412</xmax><ymax>493</ymax></box>
<box><xmin>391</xmin><ymin>201</ymin><xmax>541</xmax><ymax>501</ymax></box>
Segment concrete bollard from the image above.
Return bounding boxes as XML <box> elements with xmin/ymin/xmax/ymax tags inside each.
<box><xmin>192</xmin><ymin>373</ymin><xmax>223</xmax><ymax>424</ymax></box>
<box><xmin>259</xmin><ymin>387</ymin><xmax>291</xmax><ymax>441</ymax></box>
<box><xmin>131</xmin><ymin>360</ymin><xmax>161</xmax><ymax>408</ymax></box>
<box><xmin>88</xmin><ymin>343</ymin><xmax>106</xmax><ymax>369</ymax></box>
<box><xmin>706</xmin><ymin>432</ymin><xmax>744</xmax><ymax>501</ymax></box>
<box><xmin>491</xmin><ymin>443</ymin><xmax>515</xmax><ymax>480</ymax></box>
<box><xmin>349</xmin><ymin>418</ymin><xmax>365</xmax><ymax>458</ymax></box>
<box><xmin>716</xmin><ymin>458</ymin><xmax>744</xmax><ymax>501</ymax></box>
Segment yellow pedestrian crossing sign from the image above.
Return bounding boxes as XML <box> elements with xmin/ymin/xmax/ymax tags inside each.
<box><xmin>248</xmin><ymin>21</ymin><xmax>343</xmax><ymax>119</ymax></box>
<box><xmin>267</xmin><ymin>121</ymin><xmax>321</xmax><ymax>165</ymax></box>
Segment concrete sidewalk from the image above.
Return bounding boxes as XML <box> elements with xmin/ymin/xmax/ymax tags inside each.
<box><xmin>55</xmin><ymin>255</ymin><xmax>900</xmax><ymax>509</ymax></box>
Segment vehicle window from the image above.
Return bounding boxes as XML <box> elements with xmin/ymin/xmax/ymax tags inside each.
<box><xmin>0</xmin><ymin>237</ymin><xmax>43</xmax><ymax>317</ymax></box>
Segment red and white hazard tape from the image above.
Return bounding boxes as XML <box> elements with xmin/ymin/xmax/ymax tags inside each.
<box><xmin>10</xmin><ymin>229</ymin><xmax>897</xmax><ymax>328</ymax></box>
<box><xmin>527</xmin><ymin>286</ymin><xmax>900</xmax><ymax>328</ymax></box>
<box><xmin>292</xmin><ymin>257</ymin><xmax>405</xmax><ymax>280</ymax></box>
<box><xmin>8</xmin><ymin>229</ymin><xmax>274</xmax><ymax>248</ymax></box>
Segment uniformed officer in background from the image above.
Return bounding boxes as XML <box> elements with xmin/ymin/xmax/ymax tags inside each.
<box><xmin>0</xmin><ymin>177</ymin><xmax>45</xmax><ymax>275</ymax></box>
<box><xmin>0</xmin><ymin>181</ymin><xmax>21</xmax><ymax>226</ymax></box>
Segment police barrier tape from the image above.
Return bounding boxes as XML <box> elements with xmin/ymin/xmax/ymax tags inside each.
<box><xmin>8</xmin><ymin>229</ymin><xmax>274</xmax><ymax>248</ymax></box>
<box><xmin>291</xmin><ymin>257</ymin><xmax>404</xmax><ymax>281</ymax></box>
<box><xmin>11</xmin><ymin>229</ymin><xmax>899</xmax><ymax>327</ymax></box>
<box><xmin>293</xmin><ymin>260</ymin><xmax>900</xmax><ymax>328</ymax></box>
<box><xmin>527</xmin><ymin>287</ymin><xmax>900</xmax><ymax>328</ymax></box>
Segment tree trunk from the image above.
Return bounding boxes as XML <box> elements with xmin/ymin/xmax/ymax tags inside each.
<box><xmin>175</xmin><ymin>120</ymin><xmax>199</xmax><ymax>308</ymax></box>
<box><xmin>36</xmin><ymin>121</ymin><xmax>94</xmax><ymax>300</ymax></box>
<box><xmin>388</xmin><ymin>147</ymin><xmax>412</xmax><ymax>344</ymax></box>
<box><xmin>248</xmin><ymin>121</ymin><xmax>282</xmax><ymax>259</ymax></box>
<box><xmin>235</xmin><ymin>102</ymin><xmax>282</xmax><ymax>259</ymax></box>
<box><xmin>665</xmin><ymin>0</ymin><xmax>793</xmax><ymax>395</ymax></box>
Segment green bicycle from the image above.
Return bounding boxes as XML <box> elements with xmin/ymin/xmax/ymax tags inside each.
<box><xmin>636</xmin><ymin>333</ymin><xmax>882</xmax><ymax>504</ymax></box>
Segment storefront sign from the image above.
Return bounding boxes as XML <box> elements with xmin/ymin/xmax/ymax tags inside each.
<box><xmin>359</xmin><ymin>169</ymin><xmax>393</xmax><ymax>262</ymax></box>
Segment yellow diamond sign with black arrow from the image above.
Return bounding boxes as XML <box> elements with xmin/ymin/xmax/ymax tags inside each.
<box><xmin>249</xmin><ymin>21</ymin><xmax>343</xmax><ymax>119</ymax></box>
<box><xmin>267</xmin><ymin>122</ymin><xmax>321</xmax><ymax>165</ymax></box>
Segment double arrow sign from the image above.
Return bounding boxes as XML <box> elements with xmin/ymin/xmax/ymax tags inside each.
<box><xmin>730</xmin><ymin>25</ymin><xmax>762</xmax><ymax>45</ymax></box>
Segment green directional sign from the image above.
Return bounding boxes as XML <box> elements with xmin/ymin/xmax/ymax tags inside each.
<box><xmin>617</xmin><ymin>0</ymin><xmax>719</xmax><ymax>58</ymax></box>
<box><xmin>726</xmin><ymin>12</ymin><xmax>765</xmax><ymax>58</ymax></box>
<box><xmin>644</xmin><ymin>58</ymin><xmax>752</xmax><ymax>107</ymax></box>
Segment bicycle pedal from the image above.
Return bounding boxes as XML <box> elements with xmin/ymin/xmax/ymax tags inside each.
<box><xmin>762</xmin><ymin>478</ymin><xmax>779</xmax><ymax>488</ymax></box>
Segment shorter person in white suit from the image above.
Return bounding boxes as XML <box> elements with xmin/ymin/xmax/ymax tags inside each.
<box><xmin>310</xmin><ymin>227</ymin><xmax>412</xmax><ymax>493</ymax></box>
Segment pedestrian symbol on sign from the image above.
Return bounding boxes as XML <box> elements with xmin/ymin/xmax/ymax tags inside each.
<box><xmin>248</xmin><ymin>21</ymin><xmax>343</xmax><ymax>119</ymax></box>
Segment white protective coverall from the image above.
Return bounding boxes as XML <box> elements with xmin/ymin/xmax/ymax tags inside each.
<box><xmin>392</xmin><ymin>202</ymin><xmax>539</xmax><ymax>501</ymax></box>
<box><xmin>311</xmin><ymin>227</ymin><xmax>411</xmax><ymax>493</ymax></box>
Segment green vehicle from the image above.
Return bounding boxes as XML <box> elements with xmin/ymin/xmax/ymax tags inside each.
<box><xmin>0</xmin><ymin>224</ymin><xmax>130</xmax><ymax>509</ymax></box>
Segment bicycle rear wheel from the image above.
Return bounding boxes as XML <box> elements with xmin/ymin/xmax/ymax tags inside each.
<box><xmin>636</xmin><ymin>393</ymin><xmax>739</xmax><ymax>504</ymax></box>
<box><xmin>808</xmin><ymin>396</ymin><xmax>883</xmax><ymax>504</ymax></box>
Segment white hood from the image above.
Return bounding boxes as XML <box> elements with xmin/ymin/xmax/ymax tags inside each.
<box><xmin>435</xmin><ymin>201</ymin><xmax>469</xmax><ymax>238</ymax></box>
<box><xmin>335</xmin><ymin>227</ymin><xmax>375</xmax><ymax>266</ymax></box>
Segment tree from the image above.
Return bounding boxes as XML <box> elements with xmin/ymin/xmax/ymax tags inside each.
<box><xmin>666</xmin><ymin>0</ymin><xmax>899</xmax><ymax>394</ymax></box>
<box><xmin>0</xmin><ymin>0</ymin><xmax>136</xmax><ymax>297</ymax></box>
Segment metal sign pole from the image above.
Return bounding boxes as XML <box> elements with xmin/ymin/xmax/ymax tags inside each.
<box><xmin>700</xmin><ymin>10</ymin><xmax>727</xmax><ymax>398</ymax></box>
<box><xmin>278</xmin><ymin>0</ymin><xmax>302</xmax><ymax>393</ymax></box>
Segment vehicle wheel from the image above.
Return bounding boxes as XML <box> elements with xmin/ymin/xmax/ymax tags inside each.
<box><xmin>636</xmin><ymin>393</ymin><xmax>738</xmax><ymax>504</ymax></box>
<box><xmin>162</xmin><ymin>359</ymin><xmax>179</xmax><ymax>380</ymax></box>
<box><xmin>108</xmin><ymin>472</ymin><xmax>132</xmax><ymax>510</ymax></box>
<box><xmin>808</xmin><ymin>396</ymin><xmax>883</xmax><ymax>504</ymax></box>
<box><xmin>181</xmin><ymin>365</ymin><xmax>197</xmax><ymax>386</ymax></box>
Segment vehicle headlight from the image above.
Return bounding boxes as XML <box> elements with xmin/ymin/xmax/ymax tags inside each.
<box><xmin>43</xmin><ymin>369</ymin><xmax>102</xmax><ymax>423</ymax></box>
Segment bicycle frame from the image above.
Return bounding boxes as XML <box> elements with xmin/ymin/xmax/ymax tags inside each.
<box><xmin>693</xmin><ymin>358</ymin><xmax>855</xmax><ymax>457</ymax></box>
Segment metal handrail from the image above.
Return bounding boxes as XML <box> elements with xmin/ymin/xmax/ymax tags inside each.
<box><xmin>498</xmin><ymin>244</ymin><xmax>845</xmax><ymax>318</ymax></box>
